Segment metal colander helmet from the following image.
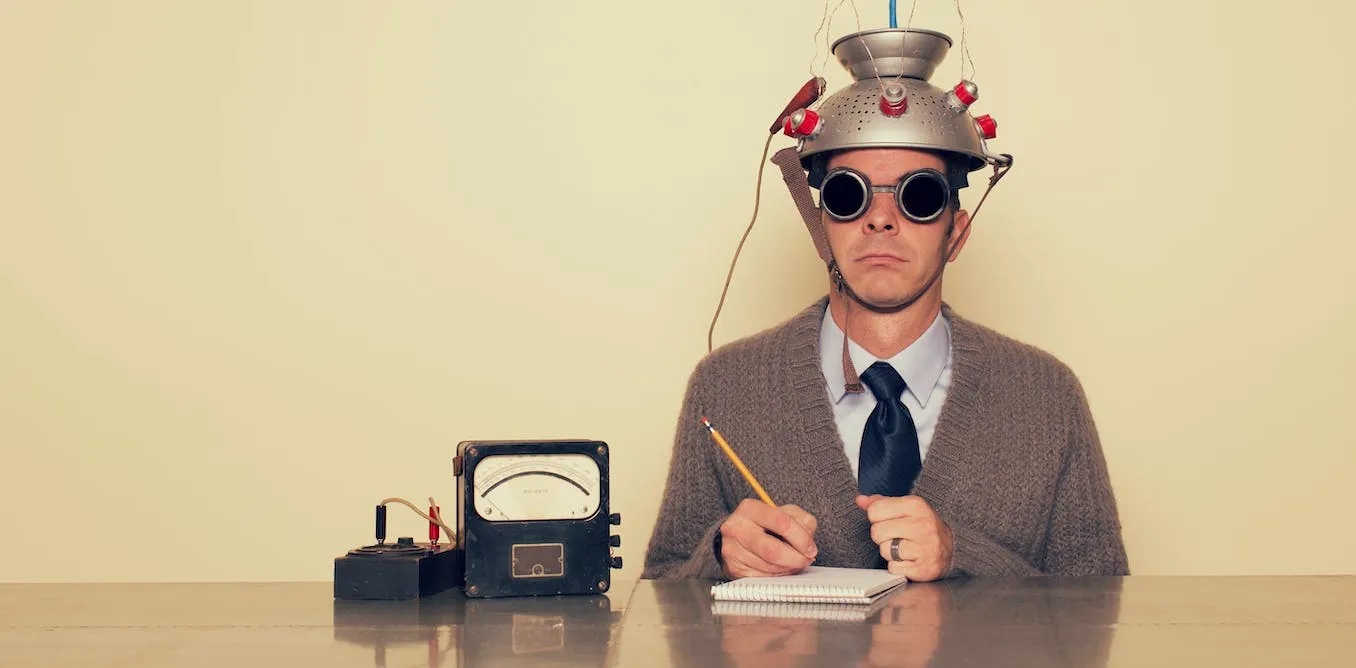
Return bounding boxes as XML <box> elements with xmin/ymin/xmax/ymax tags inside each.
<box><xmin>785</xmin><ymin>28</ymin><xmax>1012</xmax><ymax>190</ymax></box>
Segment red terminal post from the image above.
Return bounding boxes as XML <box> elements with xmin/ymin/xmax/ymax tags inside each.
<box><xmin>880</xmin><ymin>82</ymin><xmax>908</xmax><ymax>116</ymax></box>
<box><xmin>769</xmin><ymin>77</ymin><xmax>827</xmax><ymax>133</ymax></box>
<box><xmin>428</xmin><ymin>505</ymin><xmax>440</xmax><ymax>544</ymax></box>
<box><xmin>945</xmin><ymin>80</ymin><xmax>979</xmax><ymax>112</ymax></box>
<box><xmin>782</xmin><ymin>108</ymin><xmax>823</xmax><ymax>138</ymax></box>
<box><xmin>975</xmin><ymin>114</ymin><xmax>998</xmax><ymax>139</ymax></box>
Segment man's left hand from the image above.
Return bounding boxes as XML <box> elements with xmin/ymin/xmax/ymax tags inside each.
<box><xmin>855</xmin><ymin>494</ymin><xmax>954</xmax><ymax>582</ymax></box>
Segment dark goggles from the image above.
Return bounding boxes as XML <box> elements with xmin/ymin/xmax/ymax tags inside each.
<box><xmin>819</xmin><ymin>167</ymin><xmax>952</xmax><ymax>224</ymax></box>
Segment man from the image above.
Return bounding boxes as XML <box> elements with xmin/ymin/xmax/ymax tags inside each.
<box><xmin>641</xmin><ymin>27</ymin><xmax>1128</xmax><ymax>581</ymax></box>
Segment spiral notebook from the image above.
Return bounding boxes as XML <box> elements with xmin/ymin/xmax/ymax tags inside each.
<box><xmin>711</xmin><ymin>593</ymin><xmax>895</xmax><ymax>621</ymax></box>
<box><xmin>710</xmin><ymin>566</ymin><xmax>908</xmax><ymax>605</ymax></box>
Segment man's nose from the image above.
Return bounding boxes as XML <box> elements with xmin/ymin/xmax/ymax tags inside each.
<box><xmin>861</xmin><ymin>193</ymin><xmax>899</xmax><ymax>233</ymax></box>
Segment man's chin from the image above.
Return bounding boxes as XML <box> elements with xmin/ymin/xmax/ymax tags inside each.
<box><xmin>842</xmin><ymin>276</ymin><xmax>905</xmax><ymax>300</ymax></box>
<box><xmin>849</xmin><ymin>290</ymin><xmax>918</xmax><ymax>309</ymax></box>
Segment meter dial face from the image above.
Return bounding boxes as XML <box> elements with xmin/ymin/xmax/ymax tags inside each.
<box><xmin>472</xmin><ymin>453</ymin><xmax>601</xmax><ymax>522</ymax></box>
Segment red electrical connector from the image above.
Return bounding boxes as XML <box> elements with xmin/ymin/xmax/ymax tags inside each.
<box><xmin>428</xmin><ymin>505</ymin><xmax>440</xmax><ymax>544</ymax></box>
<box><xmin>975</xmin><ymin>114</ymin><xmax>998</xmax><ymax>139</ymax></box>
<box><xmin>783</xmin><ymin>108</ymin><xmax>823</xmax><ymax>138</ymax></box>
<box><xmin>880</xmin><ymin>82</ymin><xmax>908</xmax><ymax>116</ymax></box>
<box><xmin>946</xmin><ymin>80</ymin><xmax>979</xmax><ymax>112</ymax></box>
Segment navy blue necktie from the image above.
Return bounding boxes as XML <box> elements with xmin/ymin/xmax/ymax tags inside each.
<box><xmin>857</xmin><ymin>362</ymin><xmax>923</xmax><ymax>497</ymax></box>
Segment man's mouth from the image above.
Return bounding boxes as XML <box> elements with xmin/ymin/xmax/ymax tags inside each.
<box><xmin>856</xmin><ymin>252</ymin><xmax>906</xmax><ymax>264</ymax></box>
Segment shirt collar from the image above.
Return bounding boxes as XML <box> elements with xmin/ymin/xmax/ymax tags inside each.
<box><xmin>819</xmin><ymin>304</ymin><xmax>952</xmax><ymax>406</ymax></box>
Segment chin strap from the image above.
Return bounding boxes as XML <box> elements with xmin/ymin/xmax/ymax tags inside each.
<box><xmin>968</xmin><ymin>154</ymin><xmax>1014</xmax><ymax>226</ymax></box>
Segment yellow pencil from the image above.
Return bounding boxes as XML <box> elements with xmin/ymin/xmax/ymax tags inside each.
<box><xmin>700</xmin><ymin>416</ymin><xmax>776</xmax><ymax>507</ymax></box>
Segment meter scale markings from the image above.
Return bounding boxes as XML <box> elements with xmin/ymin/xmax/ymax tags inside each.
<box><xmin>473</xmin><ymin>454</ymin><xmax>600</xmax><ymax>522</ymax></box>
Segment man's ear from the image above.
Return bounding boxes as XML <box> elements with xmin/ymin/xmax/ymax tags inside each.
<box><xmin>945</xmin><ymin>207</ymin><xmax>972</xmax><ymax>262</ymax></box>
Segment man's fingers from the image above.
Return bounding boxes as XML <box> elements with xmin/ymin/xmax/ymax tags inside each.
<box><xmin>865</xmin><ymin>495</ymin><xmax>931</xmax><ymax>523</ymax></box>
<box><xmin>721</xmin><ymin>516</ymin><xmax>788</xmax><ymax>577</ymax></box>
<box><xmin>871</xmin><ymin>516</ymin><xmax>941</xmax><ymax>546</ymax></box>
<box><xmin>879</xmin><ymin>537</ymin><xmax>922</xmax><ymax>563</ymax></box>
<box><xmin>855</xmin><ymin>494</ymin><xmax>884</xmax><ymax>511</ymax></box>
<box><xmin>723</xmin><ymin>539</ymin><xmax>793</xmax><ymax>578</ymax></box>
<box><xmin>747</xmin><ymin>530</ymin><xmax>814</xmax><ymax>571</ymax></box>
<box><xmin>724</xmin><ymin>513</ymin><xmax>812</xmax><ymax>572</ymax></box>
<box><xmin>869</xmin><ymin>517</ymin><xmax>918</xmax><ymax>545</ymax></box>
<box><xmin>779</xmin><ymin>504</ymin><xmax>819</xmax><ymax>535</ymax></box>
<box><xmin>888</xmin><ymin>555</ymin><xmax>945</xmax><ymax>582</ymax></box>
<box><xmin>738</xmin><ymin>500</ymin><xmax>817</xmax><ymax>558</ymax></box>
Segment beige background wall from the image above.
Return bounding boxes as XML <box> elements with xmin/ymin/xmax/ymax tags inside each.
<box><xmin>1</xmin><ymin>0</ymin><xmax>1353</xmax><ymax>583</ymax></box>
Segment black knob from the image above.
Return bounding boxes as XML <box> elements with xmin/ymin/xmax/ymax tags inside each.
<box><xmin>609</xmin><ymin>513</ymin><xmax>622</xmax><ymax>525</ymax></box>
<box><xmin>609</xmin><ymin>535</ymin><xmax>621</xmax><ymax>548</ymax></box>
<box><xmin>610</xmin><ymin>556</ymin><xmax>623</xmax><ymax>569</ymax></box>
<box><xmin>397</xmin><ymin>536</ymin><xmax>414</xmax><ymax>546</ymax></box>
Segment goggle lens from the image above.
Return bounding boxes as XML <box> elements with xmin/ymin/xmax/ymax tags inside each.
<box><xmin>821</xmin><ymin>170</ymin><xmax>868</xmax><ymax>220</ymax></box>
<box><xmin>899</xmin><ymin>171</ymin><xmax>947</xmax><ymax>222</ymax></box>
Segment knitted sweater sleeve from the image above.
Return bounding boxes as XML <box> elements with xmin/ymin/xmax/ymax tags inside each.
<box><xmin>1040</xmin><ymin>372</ymin><xmax>1130</xmax><ymax>575</ymax></box>
<box><xmin>641</xmin><ymin>363</ymin><xmax>730</xmax><ymax>580</ymax></box>
<box><xmin>949</xmin><ymin>370</ymin><xmax>1129</xmax><ymax>577</ymax></box>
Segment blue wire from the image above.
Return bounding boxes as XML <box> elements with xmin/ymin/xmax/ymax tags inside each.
<box><xmin>889</xmin><ymin>0</ymin><xmax>897</xmax><ymax>28</ymax></box>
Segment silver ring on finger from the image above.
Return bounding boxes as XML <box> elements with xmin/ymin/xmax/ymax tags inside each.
<box><xmin>889</xmin><ymin>537</ymin><xmax>902</xmax><ymax>562</ymax></box>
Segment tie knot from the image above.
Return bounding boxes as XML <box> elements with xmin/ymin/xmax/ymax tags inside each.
<box><xmin>860</xmin><ymin>361</ymin><xmax>907</xmax><ymax>402</ymax></box>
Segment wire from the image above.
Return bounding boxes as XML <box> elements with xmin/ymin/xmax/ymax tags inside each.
<box><xmin>708</xmin><ymin>131</ymin><xmax>776</xmax><ymax>353</ymax></box>
<box><xmin>820</xmin><ymin>0</ymin><xmax>846</xmax><ymax>75</ymax></box>
<box><xmin>847</xmin><ymin>1</ymin><xmax>887</xmax><ymax>94</ymax></box>
<box><xmin>381</xmin><ymin>496</ymin><xmax>456</xmax><ymax>545</ymax></box>
<box><xmin>896</xmin><ymin>0</ymin><xmax>919</xmax><ymax>85</ymax></box>
<box><xmin>809</xmin><ymin>0</ymin><xmax>833</xmax><ymax>77</ymax></box>
<box><xmin>954</xmin><ymin>0</ymin><xmax>976</xmax><ymax>81</ymax></box>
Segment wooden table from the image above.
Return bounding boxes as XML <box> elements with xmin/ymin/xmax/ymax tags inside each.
<box><xmin>2</xmin><ymin>576</ymin><xmax>1353</xmax><ymax>666</ymax></box>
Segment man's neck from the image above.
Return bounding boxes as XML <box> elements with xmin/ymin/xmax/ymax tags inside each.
<box><xmin>828</xmin><ymin>290</ymin><xmax>943</xmax><ymax>360</ymax></box>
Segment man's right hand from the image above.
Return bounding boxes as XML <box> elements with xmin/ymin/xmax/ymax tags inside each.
<box><xmin>717</xmin><ymin>499</ymin><xmax>819</xmax><ymax>578</ymax></box>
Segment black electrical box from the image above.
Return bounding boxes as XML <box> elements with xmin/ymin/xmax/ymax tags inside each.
<box><xmin>334</xmin><ymin>538</ymin><xmax>464</xmax><ymax>600</ymax></box>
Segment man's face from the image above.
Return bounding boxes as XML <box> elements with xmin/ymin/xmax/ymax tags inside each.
<box><xmin>821</xmin><ymin>148</ymin><xmax>971</xmax><ymax>307</ymax></box>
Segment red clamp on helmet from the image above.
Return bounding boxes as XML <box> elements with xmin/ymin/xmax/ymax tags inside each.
<box><xmin>975</xmin><ymin>114</ymin><xmax>997</xmax><ymax>139</ymax></box>
<box><xmin>945</xmin><ymin>80</ymin><xmax>979</xmax><ymax>113</ymax></box>
<box><xmin>782</xmin><ymin>108</ymin><xmax>823</xmax><ymax>138</ymax></box>
<box><xmin>879</xmin><ymin>82</ymin><xmax>908</xmax><ymax>117</ymax></box>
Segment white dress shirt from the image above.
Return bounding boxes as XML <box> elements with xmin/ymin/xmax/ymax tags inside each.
<box><xmin>818</xmin><ymin>304</ymin><xmax>954</xmax><ymax>478</ymax></box>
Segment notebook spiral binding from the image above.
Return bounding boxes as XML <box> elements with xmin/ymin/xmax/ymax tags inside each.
<box><xmin>711</xmin><ymin>583</ymin><xmax>873</xmax><ymax>604</ymax></box>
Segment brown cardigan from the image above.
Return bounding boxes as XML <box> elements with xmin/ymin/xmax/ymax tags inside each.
<box><xmin>641</xmin><ymin>297</ymin><xmax>1129</xmax><ymax>579</ymax></box>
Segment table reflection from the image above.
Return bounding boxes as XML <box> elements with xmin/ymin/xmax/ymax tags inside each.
<box><xmin>637</xmin><ymin>577</ymin><xmax>1123</xmax><ymax>668</ymax></box>
<box><xmin>333</xmin><ymin>589</ymin><xmax>619</xmax><ymax>668</ymax></box>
